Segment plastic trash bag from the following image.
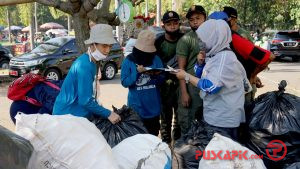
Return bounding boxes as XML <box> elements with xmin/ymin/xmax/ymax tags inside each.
<box><xmin>93</xmin><ymin>105</ymin><xmax>148</xmax><ymax>147</ymax></box>
<box><xmin>173</xmin><ymin>120</ymin><xmax>215</xmax><ymax>169</ymax></box>
<box><xmin>199</xmin><ymin>133</ymin><xmax>266</xmax><ymax>169</ymax></box>
<box><xmin>284</xmin><ymin>162</ymin><xmax>300</xmax><ymax>169</ymax></box>
<box><xmin>247</xmin><ymin>80</ymin><xmax>300</xmax><ymax>169</ymax></box>
<box><xmin>15</xmin><ymin>113</ymin><xmax>117</xmax><ymax>169</ymax></box>
<box><xmin>0</xmin><ymin>125</ymin><xmax>33</xmax><ymax>169</ymax></box>
<box><xmin>112</xmin><ymin>134</ymin><xmax>172</xmax><ymax>169</ymax></box>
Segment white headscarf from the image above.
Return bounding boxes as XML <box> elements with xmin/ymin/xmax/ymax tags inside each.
<box><xmin>196</xmin><ymin>19</ymin><xmax>232</xmax><ymax>57</ymax></box>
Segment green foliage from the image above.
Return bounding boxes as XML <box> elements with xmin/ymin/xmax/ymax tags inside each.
<box><xmin>17</xmin><ymin>3</ymin><xmax>34</xmax><ymax>26</ymax></box>
<box><xmin>49</xmin><ymin>7</ymin><xmax>66</xmax><ymax>19</ymax></box>
<box><xmin>135</xmin><ymin>0</ymin><xmax>300</xmax><ymax>30</ymax></box>
<box><xmin>0</xmin><ymin>7</ymin><xmax>7</xmax><ymax>26</ymax></box>
<box><xmin>1</xmin><ymin>0</ymin><xmax>299</xmax><ymax>31</ymax></box>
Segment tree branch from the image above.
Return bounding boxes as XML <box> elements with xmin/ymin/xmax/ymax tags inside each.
<box><xmin>87</xmin><ymin>8</ymin><xmax>119</xmax><ymax>26</ymax></box>
<box><xmin>35</xmin><ymin>0</ymin><xmax>73</xmax><ymax>14</ymax></box>
<box><xmin>82</xmin><ymin>0</ymin><xmax>101</xmax><ymax>13</ymax></box>
<box><xmin>132</xmin><ymin>0</ymin><xmax>144</xmax><ymax>6</ymax></box>
<box><xmin>99</xmin><ymin>0</ymin><xmax>111</xmax><ymax>13</ymax></box>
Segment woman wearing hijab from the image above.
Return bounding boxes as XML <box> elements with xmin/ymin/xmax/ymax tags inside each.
<box><xmin>121</xmin><ymin>30</ymin><xmax>164</xmax><ymax>136</ymax></box>
<box><xmin>173</xmin><ymin>19</ymin><xmax>249</xmax><ymax>140</ymax></box>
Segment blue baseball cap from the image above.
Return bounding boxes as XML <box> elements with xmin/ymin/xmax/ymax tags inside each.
<box><xmin>208</xmin><ymin>11</ymin><xmax>229</xmax><ymax>21</ymax></box>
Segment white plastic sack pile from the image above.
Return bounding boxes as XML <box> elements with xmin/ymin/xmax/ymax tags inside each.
<box><xmin>112</xmin><ymin>134</ymin><xmax>172</xmax><ymax>169</ymax></box>
<box><xmin>15</xmin><ymin>113</ymin><xmax>118</xmax><ymax>169</ymax></box>
<box><xmin>199</xmin><ymin>133</ymin><xmax>266</xmax><ymax>169</ymax></box>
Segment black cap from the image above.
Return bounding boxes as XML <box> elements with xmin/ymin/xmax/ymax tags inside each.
<box><xmin>162</xmin><ymin>11</ymin><xmax>180</xmax><ymax>23</ymax></box>
<box><xmin>223</xmin><ymin>6</ymin><xmax>238</xmax><ymax>19</ymax></box>
<box><xmin>186</xmin><ymin>5</ymin><xmax>206</xmax><ymax>19</ymax></box>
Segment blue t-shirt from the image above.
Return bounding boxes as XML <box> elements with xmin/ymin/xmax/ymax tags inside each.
<box><xmin>53</xmin><ymin>53</ymin><xmax>111</xmax><ymax>119</ymax></box>
<box><xmin>121</xmin><ymin>55</ymin><xmax>164</xmax><ymax>118</ymax></box>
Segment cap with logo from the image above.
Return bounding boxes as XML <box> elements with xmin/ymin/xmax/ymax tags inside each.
<box><xmin>186</xmin><ymin>5</ymin><xmax>206</xmax><ymax>19</ymax></box>
<box><xmin>162</xmin><ymin>11</ymin><xmax>180</xmax><ymax>23</ymax></box>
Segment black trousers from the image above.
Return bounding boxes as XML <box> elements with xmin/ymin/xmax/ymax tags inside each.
<box><xmin>160</xmin><ymin>81</ymin><xmax>181</xmax><ymax>143</ymax></box>
<box><xmin>141</xmin><ymin>116</ymin><xmax>160</xmax><ymax>136</ymax></box>
<box><xmin>206</xmin><ymin>122</ymin><xmax>239</xmax><ymax>141</ymax></box>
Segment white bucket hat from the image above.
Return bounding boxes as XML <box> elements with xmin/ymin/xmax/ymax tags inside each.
<box><xmin>84</xmin><ymin>24</ymin><xmax>116</xmax><ymax>45</ymax></box>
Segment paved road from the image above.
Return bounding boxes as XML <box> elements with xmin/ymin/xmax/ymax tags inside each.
<box><xmin>257</xmin><ymin>59</ymin><xmax>300</xmax><ymax>96</ymax></box>
<box><xmin>0</xmin><ymin>59</ymin><xmax>299</xmax><ymax>131</ymax></box>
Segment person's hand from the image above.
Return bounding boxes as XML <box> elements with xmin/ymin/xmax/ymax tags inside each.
<box><xmin>108</xmin><ymin>111</ymin><xmax>121</xmax><ymax>124</ymax></box>
<box><xmin>181</xmin><ymin>92</ymin><xmax>191</xmax><ymax>107</ymax></box>
<box><xmin>197</xmin><ymin>51</ymin><xmax>206</xmax><ymax>64</ymax></box>
<box><xmin>255</xmin><ymin>77</ymin><xmax>264</xmax><ymax>88</ymax></box>
<box><xmin>171</xmin><ymin>69</ymin><xmax>186</xmax><ymax>80</ymax></box>
<box><xmin>249</xmin><ymin>75</ymin><xmax>256</xmax><ymax>84</ymax></box>
<box><xmin>137</xmin><ymin>65</ymin><xmax>146</xmax><ymax>73</ymax></box>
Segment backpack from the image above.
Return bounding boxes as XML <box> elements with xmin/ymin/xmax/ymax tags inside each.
<box><xmin>7</xmin><ymin>73</ymin><xmax>60</xmax><ymax>106</ymax></box>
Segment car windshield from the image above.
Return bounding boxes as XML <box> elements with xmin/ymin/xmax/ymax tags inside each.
<box><xmin>30</xmin><ymin>37</ymin><xmax>74</xmax><ymax>56</ymax></box>
<box><xmin>276</xmin><ymin>32</ymin><xmax>300</xmax><ymax>40</ymax></box>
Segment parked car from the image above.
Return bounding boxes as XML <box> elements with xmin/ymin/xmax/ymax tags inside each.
<box><xmin>0</xmin><ymin>45</ymin><xmax>14</xmax><ymax>69</ymax></box>
<box><xmin>257</xmin><ymin>30</ymin><xmax>300</xmax><ymax>62</ymax></box>
<box><xmin>9</xmin><ymin>36</ymin><xmax>123</xmax><ymax>80</ymax></box>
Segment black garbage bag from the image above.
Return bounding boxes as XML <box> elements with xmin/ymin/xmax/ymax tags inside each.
<box><xmin>172</xmin><ymin>120</ymin><xmax>215</xmax><ymax>169</ymax></box>
<box><xmin>93</xmin><ymin>105</ymin><xmax>148</xmax><ymax>147</ymax></box>
<box><xmin>247</xmin><ymin>80</ymin><xmax>300</xmax><ymax>169</ymax></box>
<box><xmin>0</xmin><ymin>125</ymin><xmax>33</xmax><ymax>169</ymax></box>
<box><xmin>284</xmin><ymin>162</ymin><xmax>300</xmax><ymax>169</ymax></box>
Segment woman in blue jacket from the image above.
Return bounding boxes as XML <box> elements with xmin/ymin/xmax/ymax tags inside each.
<box><xmin>121</xmin><ymin>30</ymin><xmax>164</xmax><ymax>136</ymax></box>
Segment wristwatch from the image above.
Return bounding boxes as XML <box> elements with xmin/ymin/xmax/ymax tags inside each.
<box><xmin>184</xmin><ymin>73</ymin><xmax>190</xmax><ymax>84</ymax></box>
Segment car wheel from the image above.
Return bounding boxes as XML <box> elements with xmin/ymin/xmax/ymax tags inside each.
<box><xmin>0</xmin><ymin>60</ymin><xmax>9</xmax><ymax>69</ymax></box>
<box><xmin>103</xmin><ymin>63</ymin><xmax>117</xmax><ymax>80</ymax></box>
<box><xmin>45</xmin><ymin>69</ymin><xmax>61</xmax><ymax>80</ymax></box>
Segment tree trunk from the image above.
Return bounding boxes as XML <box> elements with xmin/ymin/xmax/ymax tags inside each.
<box><xmin>72</xmin><ymin>14</ymin><xmax>90</xmax><ymax>53</ymax></box>
<box><xmin>156</xmin><ymin>0</ymin><xmax>161</xmax><ymax>27</ymax></box>
<box><xmin>29</xmin><ymin>12</ymin><xmax>35</xmax><ymax>50</ymax></box>
<box><xmin>0</xmin><ymin>0</ymin><xmax>34</xmax><ymax>6</ymax></box>
<box><xmin>67</xmin><ymin>15</ymin><xmax>71</xmax><ymax>34</ymax></box>
<box><xmin>6</xmin><ymin>7</ymin><xmax>12</xmax><ymax>43</ymax></box>
<box><xmin>145</xmin><ymin>0</ymin><xmax>148</xmax><ymax>17</ymax></box>
<box><xmin>35</xmin><ymin>2</ymin><xmax>38</xmax><ymax>33</ymax></box>
<box><xmin>115</xmin><ymin>0</ymin><xmax>121</xmax><ymax>42</ymax></box>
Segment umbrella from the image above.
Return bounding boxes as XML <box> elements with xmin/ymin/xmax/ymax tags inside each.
<box><xmin>4</xmin><ymin>26</ymin><xmax>22</xmax><ymax>31</ymax></box>
<box><xmin>46</xmin><ymin>29</ymin><xmax>68</xmax><ymax>36</ymax></box>
<box><xmin>21</xmin><ymin>26</ymin><xmax>30</xmax><ymax>32</ymax></box>
<box><xmin>40</xmin><ymin>22</ymin><xmax>64</xmax><ymax>30</ymax></box>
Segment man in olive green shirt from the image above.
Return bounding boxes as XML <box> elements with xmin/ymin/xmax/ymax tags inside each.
<box><xmin>155</xmin><ymin>11</ymin><xmax>183</xmax><ymax>144</ymax></box>
<box><xmin>176</xmin><ymin>5</ymin><xmax>206</xmax><ymax>135</ymax></box>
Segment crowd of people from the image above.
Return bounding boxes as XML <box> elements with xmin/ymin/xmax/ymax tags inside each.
<box><xmin>10</xmin><ymin>5</ymin><xmax>275</xmax><ymax>147</ymax></box>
